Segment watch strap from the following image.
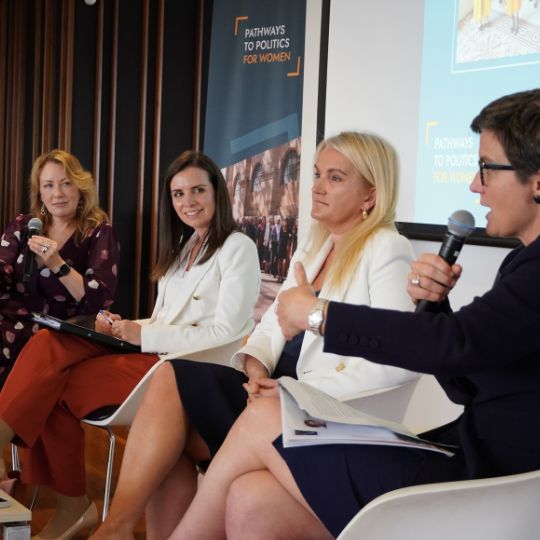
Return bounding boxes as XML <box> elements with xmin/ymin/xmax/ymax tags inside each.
<box><xmin>308</xmin><ymin>297</ymin><xmax>328</xmax><ymax>336</ymax></box>
<box><xmin>54</xmin><ymin>263</ymin><xmax>72</xmax><ymax>278</ymax></box>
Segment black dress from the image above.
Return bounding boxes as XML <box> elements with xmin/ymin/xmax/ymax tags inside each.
<box><xmin>171</xmin><ymin>330</ymin><xmax>304</xmax><ymax>457</ymax></box>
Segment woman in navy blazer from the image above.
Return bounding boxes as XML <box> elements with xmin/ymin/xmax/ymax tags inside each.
<box><xmin>164</xmin><ymin>89</ymin><xmax>540</xmax><ymax>540</ymax></box>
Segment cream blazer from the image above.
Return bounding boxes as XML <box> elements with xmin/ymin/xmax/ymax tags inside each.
<box><xmin>139</xmin><ymin>232</ymin><xmax>261</xmax><ymax>363</ymax></box>
<box><xmin>231</xmin><ymin>228</ymin><xmax>419</xmax><ymax>401</ymax></box>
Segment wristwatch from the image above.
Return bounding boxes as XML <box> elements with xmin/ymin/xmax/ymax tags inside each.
<box><xmin>54</xmin><ymin>262</ymin><xmax>72</xmax><ymax>278</ymax></box>
<box><xmin>308</xmin><ymin>298</ymin><xmax>329</xmax><ymax>336</ymax></box>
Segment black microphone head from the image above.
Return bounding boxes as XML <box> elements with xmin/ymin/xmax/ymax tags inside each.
<box><xmin>28</xmin><ymin>217</ymin><xmax>42</xmax><ymax>233</ymax></box>
<box><xmin>448</xmin><ymin>210</ymin><xmax>475</xmax><ymax>239</ymax></box>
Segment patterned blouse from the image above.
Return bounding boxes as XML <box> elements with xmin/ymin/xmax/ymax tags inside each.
<box><xmin>0</xmin><ymin>214</ymin><xmax>120</xmax><ymax>385</ymax></box>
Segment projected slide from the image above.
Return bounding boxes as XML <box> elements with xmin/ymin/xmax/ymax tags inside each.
<box><xmin>324</xmin><ymin>0</ymin><xmax>540</xmax><ymax>228</ymax></box>
<box><xmin>416</xmin><ymin>0</ymin><xmax>540</xmax><ymax>226</ymax></box>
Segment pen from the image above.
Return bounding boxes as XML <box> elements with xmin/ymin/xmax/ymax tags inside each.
<box><xmin>98</xmin><ymin>310</ymin><xmax>114</xmax><ymax>326</ymax></box>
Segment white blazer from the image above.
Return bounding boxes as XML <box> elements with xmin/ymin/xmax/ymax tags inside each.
<box><xmin>231</xmin><ymin>228</ymin><xmax>419</xmax><ymax>401</ymax></box>
<box><xmin>139</xmin><ymin>232</ymin><xmax>261</xmax><ymax>363</ymax></box>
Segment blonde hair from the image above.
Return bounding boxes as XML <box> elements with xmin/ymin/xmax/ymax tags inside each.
<box><xmin>304</xmin><ymin>131</ymin><xmax>399</xmax><ymax>293</ymax></box>
<box><xmin>29</xmin><ymin>149</ymin><xmax>109</xmax><ymax>242</ymax></box>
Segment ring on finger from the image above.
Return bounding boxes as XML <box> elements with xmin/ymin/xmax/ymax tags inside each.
<box><xmin>411</xmin><ymin>274</ymin><xmax>421</xmax><ymax>287</ymax></box>
<box><xmin>41</xmin><ymin>245</ymin><xmax>48</xmax><ymax>253</ymax></box>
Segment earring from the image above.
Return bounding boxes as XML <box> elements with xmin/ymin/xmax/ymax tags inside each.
<box><xmin>40</xmin><ymin>203</ymin><xmax>46</xmax><ymax>216</ymax></box>
<box><xmin>362</xmin><ymin>209</ymin><xmax>368</xmax><ymax>220</ymax></box>
<box><xmin>534</xmin><ymin>194</ymin><xmax>540</xmax><ymax>204</ymax></box>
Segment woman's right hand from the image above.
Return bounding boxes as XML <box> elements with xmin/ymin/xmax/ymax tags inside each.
<box><xmin>95</xmin><ymin>311</ymin><xmax>121</xmax><ymax>335</ymax></box>
<box><xmin>407</xmin><ymin>253</ymin><xmax>462</xmax><ymax>305</ymax></box>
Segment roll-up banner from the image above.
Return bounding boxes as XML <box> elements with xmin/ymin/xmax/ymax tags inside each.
<box><xmin>204</xmin><ymin>0</ymin><xmax>306</xmax><ymax>318</ymax></box>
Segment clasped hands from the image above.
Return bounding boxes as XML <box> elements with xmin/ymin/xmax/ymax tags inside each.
<box><xmin>243</xmin><ymin>356</ymin><xmax>278</xmax><ymax>402</ymax></box>
<box><xmin>95</xmin><ymin>311</ymin><xmax>142</xmax><ymax>345</ymax></box>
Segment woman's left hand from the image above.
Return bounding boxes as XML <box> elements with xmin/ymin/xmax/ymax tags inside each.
<box><xmin>28</xmin><ymin>234</ymin><xmax>62</xmax><ymax>269</ymax></box>
<box><xmin>111</xmin><ymin>320</ymin><xmax>142</xmax><ymax>345</ymax></box>
<box><xmin>276</xmin><ymin>262</ymin><xmax>317</xmax><ymax>340</ymax></box>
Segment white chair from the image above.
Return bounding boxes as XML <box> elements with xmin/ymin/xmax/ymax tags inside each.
<box><xmin>82</xmin><ymin>358</ymin><xmax>167</xmax><ymax>520</ymax></box>
<box><xmin>336</xmin><ymin>468</ymin><xmax>540</xmax><ymax>540</ymax></box>
<box><xmin>82</xmin><ymin>338</ymin><xmax>246</xmax><ymax>521</ymax></box>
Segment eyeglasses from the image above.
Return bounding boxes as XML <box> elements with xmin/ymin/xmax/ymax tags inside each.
<box><xmin>478</xmin><ymin>159</ymin><xmax>515</xmax><ymax>186</ymax></box>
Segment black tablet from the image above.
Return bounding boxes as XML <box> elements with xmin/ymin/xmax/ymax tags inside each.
<box><xmin>31</xmin><ymin>312</ymin><xmax>141</xmax><ymax>352</ymax></box>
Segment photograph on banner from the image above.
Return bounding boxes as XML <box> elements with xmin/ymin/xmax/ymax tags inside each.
<box><xmin>203</xmin><ymin>0</ymin><xmax>306</xmax><ymax>320</ymax></box>
<box><xmin>225</xmin><ymin>138</ymin><xmax>300</xmax><ymax>321</ymax></box>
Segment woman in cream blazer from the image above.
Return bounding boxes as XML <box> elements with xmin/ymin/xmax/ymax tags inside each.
<box><xmin>232</xmin><ymin>227</ymin><xmax>417</xmax><ymax>402</ymax></box>
<box><xmin>0</xmin><ymin>151</ymin><xmax>260</xmax><ymax>540</ymax></box>
<box><xmin>140</xmin><ymin>229</ymin><xmax>259</xmax><ymax>363</ymax></box>
<box><xmin>93</xmin><ymin>132</ymin><xmax>420</xmax><ymax>540</ymax></box>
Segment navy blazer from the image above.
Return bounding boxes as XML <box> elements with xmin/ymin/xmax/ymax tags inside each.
<box><xmin>324</xmin><ymin>234</ymin><xmax>540</xmax><ymax>479</ymax></box>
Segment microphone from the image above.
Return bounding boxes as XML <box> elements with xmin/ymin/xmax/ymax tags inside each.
<box><xmin>415</xmin><ymin>210</ymin><xmax>475</xmax><ymax>313</ymax></box>
<box><xmin>22</xmin><ymin>217</ymin><xmax>43</xmax><ymax>283</ymax></box>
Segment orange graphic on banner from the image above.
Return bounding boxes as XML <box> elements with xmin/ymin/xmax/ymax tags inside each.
<box><xmin>287</xmin><ymin>56</ymin><xmax>301</xmax><ymax>77</ymax></box>
<box><xmin>235</xmin><ymin>15</ymin><xmax>249</xmax><ymax>35</ymax></box>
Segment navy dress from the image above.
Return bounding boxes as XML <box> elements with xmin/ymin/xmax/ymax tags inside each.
<box><xmin>171</xmin><ymin>330</ymin><xmax>304</xmax><ymax>457</ymax></box>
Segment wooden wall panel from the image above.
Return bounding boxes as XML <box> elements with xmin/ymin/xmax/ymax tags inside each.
<box><xmin>0</xmin><ymin>0</ymin><xmax>7</xmax><ymax>220</ymax></box>
<box><xmin>58</xmin><ymin>0</ymin><xmax>75</xmax><ymax>150</ymax></box>
<box><xmin>133</xmin><ymin>0</ymin><xmax>150</xmax><ymax>316</ymax></box>
<box><xmin>148</xmin><ymin>0</ymin><xmax>165</xmax><ymax>313</ymax></box>
<box><xmin>32</xmin><ymin>1</ymin><xmax>43</xmax><ymax>159</ymax></box>
<box><xmin>106</xmin><ymin>0</ymin><xmax>119</xmax><ymax>221</ymax></box>
<box><xmin>41</xmin><ymin>1</ymin><xmax>55</xmax><ymax>153</ymax></box>
<box><xmin>92</xmin><ymin>0</ymin><xmax>104</xmax><ymax>190</ymax></box>
<box><xmin>0</xmin><ymin>0</ymin><xmax>200</xmax><ymax>318</ymax></box>
<box><xmin>5</xmin><ymin>1</ymin><xmax>27</xmax><ymax>222</ymax></box>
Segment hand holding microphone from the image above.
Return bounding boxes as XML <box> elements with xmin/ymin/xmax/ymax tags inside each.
<box><xmin>411</xmin><ymin>210</ymin><xmax>475</xmax><ymax>313</ymax></box>
<box><xmin>22</xmin><ymin>218</ymin><xmax>42</xmax><ymax>282</ymax></box>
<box><xmin>28</xmin><ymin>234</ymin><xmax>60</xmax><ymax>265</ymax></box>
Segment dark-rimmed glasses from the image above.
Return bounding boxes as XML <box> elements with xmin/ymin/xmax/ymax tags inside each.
<box><xmin>478</xmin><ymin>159</ymin><xmax>515</xmax><ymax>186</ymax></box>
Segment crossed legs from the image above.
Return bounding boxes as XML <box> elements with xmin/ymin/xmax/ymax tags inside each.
<box><xmin>91</xmin><ymin>362</ymin><xmax>210</xmax><ymax>540</ymax></box>
<box><xmin>169</xmin><ymin>396</ymin><xmax>332</xmax><ymax>540</ymax></box>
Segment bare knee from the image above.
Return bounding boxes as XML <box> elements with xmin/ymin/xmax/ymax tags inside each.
<box><xmin>143</xmin><ymin>362</ymin><xmax>179</xmax><ymax>404</ymax></box>
<box><xmin>226</xmin><ymin>474</ymin><xmax>265</xmax><ymax>539</ymax></box>
<box><xmin>151</xmin><ymin>361</ymin><xmax>176</xmax><ymax>387</ymax></box>
<box><xmin>240</xmin><ymin>396</ymin><xmax>281</xmax><ymax>432</ymax></box>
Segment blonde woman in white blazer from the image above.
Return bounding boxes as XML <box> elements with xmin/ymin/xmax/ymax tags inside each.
<box><xmin>232</xmin><ymin>226</ymin><xmax>417</xmax><ymax>402</ymax></box>
<box><xmin>93</xmin><ymin>132</ymin><xmax>419</xmax><ymax>540</ymax></box>
<box><xmin>0</xmin><ymin>151</ymin><xmax>260</xmax><ymax>540</ymax></box>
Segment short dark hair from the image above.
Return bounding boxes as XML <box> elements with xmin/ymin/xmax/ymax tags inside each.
<box><xmin>470</xmin><ymin>89</ymin><xmax>540</xmax><ymax>183</ymax></box>
<box><xmin>152</xmin><ymin>150</ymin><xmax>238</xmax><ymax>281</ymax></box>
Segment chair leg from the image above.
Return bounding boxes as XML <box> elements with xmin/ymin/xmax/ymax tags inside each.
<box><xmin>29</xmin><ymin>485</ymin><xmax>40</xmax><ymax>511</ymax></box>
<box><xmin>11</xmin><ymin>444</ymin><xmax>40</xmax><ymax>510</ymax></box>
<box><xmin>10</xmin><ymin>444</ymin><xmax>21</xmax><ymax>474</ymax></box>
<box><xmin>101</xmin><ymin>426</ymin><xmax>116</xmax><ymax>522</ymax></box>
